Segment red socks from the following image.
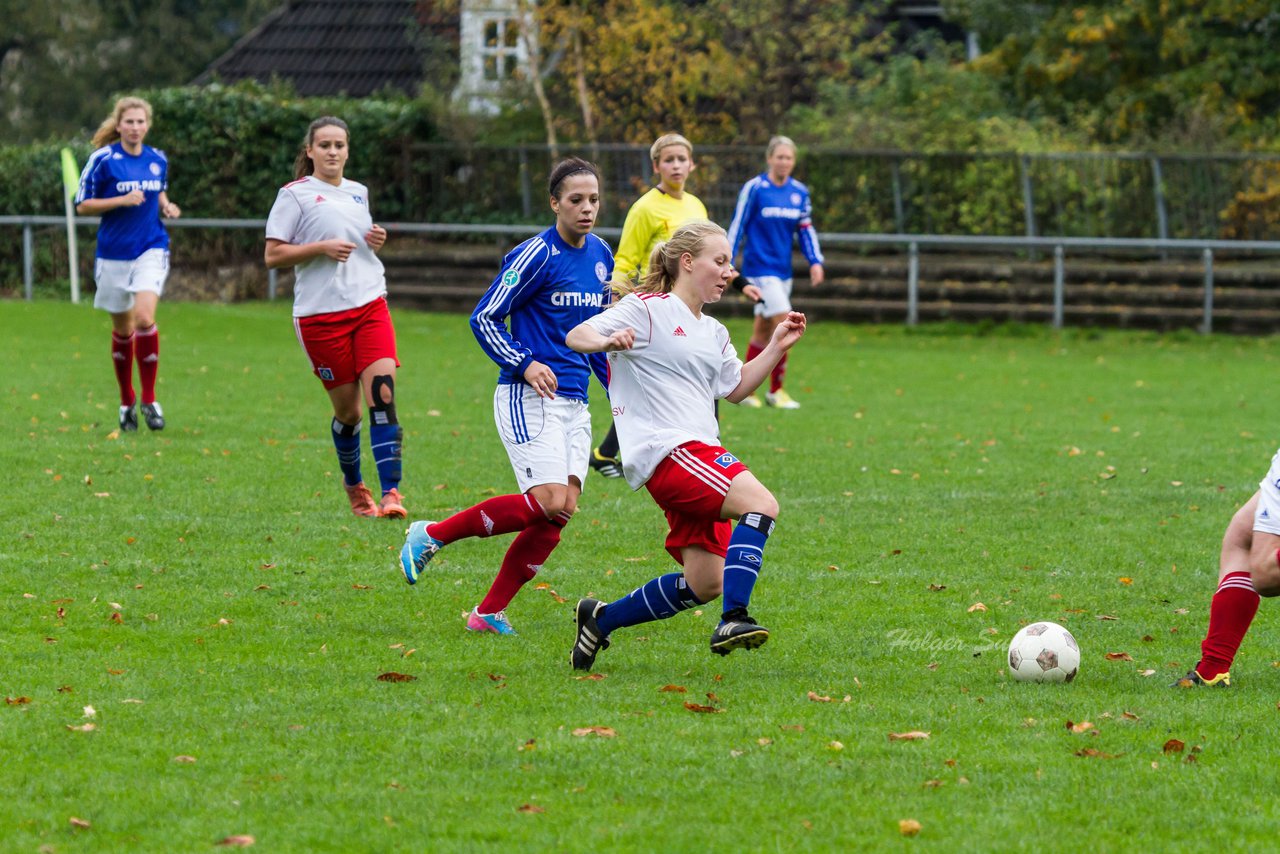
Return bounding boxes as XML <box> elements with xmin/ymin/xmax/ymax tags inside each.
<box><xmin>478</xmin><ymin>512</ymin><xmax>569</xmax><ymax>614</ymax></box>
<box><xmin>135</xmin><ymin>324</ymin><xmax>160</xmax><ymax>405</ymax></box>
<box><xmin>111</xmin><ymin>331</ymin><xmax>136</xmax><ymax>406</ymax></box>
<box><xmin>746</xmin><ymin>342</ymin><xmax>764</xmax><ymax>364</ymax></box>
<box><xmin>427</xmin><ymin>493</ymin><xmax>543</xmax><ymax>544</ymax></box>
<box><xmin>1197</xmin><ymin>570</ymin><xmax>1260</xmax><ymax>679</ymax></box>
<box><xmin>770</xmin><ymin>352</ymin><xmax>789</xmax><ymax>394</ymax></box>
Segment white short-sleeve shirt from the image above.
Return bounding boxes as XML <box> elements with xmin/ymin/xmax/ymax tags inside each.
<box><xmin>583</xmin><ymin>292</ymin><xmax>742</xmax><ymax>488</ymax></box>
<box><xmin>266</xmin><ymin>175</ymin><xmax>387</xmax><ymax>318</ymax></box>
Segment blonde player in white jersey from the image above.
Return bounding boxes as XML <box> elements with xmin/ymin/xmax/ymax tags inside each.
<box><xmin>564</xmin><ymin>220</ymin><xmax>806</xmax><ymax>670</ymax></box>
<box><xmin>266</xmin><ymin>116</ymin><xmax>407</xmax><ymax>520</ymax></box>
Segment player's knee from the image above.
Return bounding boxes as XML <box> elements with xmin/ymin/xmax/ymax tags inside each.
<box><xmin>752</xmin><ymin>493</ymin><xmax>780</xmax><ymax>520</ymax></box>
<box><xmin>1249</xmin><ymin>551</ymin><xmax>1280</xmax><ymax>595</ymax></box>
<box><xmin>689</xmin><ymin>576</ymin><xmax>722</xmax><ymax>601</ymax></box>
<box><xmin>369</xmin><ymin>375</ymin><xmax>398</xmax><ymax>424</ymax></box>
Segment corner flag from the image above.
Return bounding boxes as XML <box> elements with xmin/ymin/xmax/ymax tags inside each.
<box><xmin>60</xmin><ymin>147</ymin><xmax>81</xmax><ymax>303</ymax></box>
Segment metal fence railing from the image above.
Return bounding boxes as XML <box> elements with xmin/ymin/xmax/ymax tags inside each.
<box><xmin>5</xmin><ymin>214</ymin><xmax>1280</xmax><ymax>334</ymax></box>
<box><xmin>393</xmin><ymin>145</ymin><xmax>1280</xmax><ymax>242</ymax></box>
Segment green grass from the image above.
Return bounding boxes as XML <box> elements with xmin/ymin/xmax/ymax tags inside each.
<box><xmin>4</xmin><ymin>300</ymin><xmax>1280</xmax><ymax>851</ymax></box>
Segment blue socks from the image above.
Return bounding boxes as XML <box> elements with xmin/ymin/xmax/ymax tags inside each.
<box><xmin>721</xmin><ymin>513</ymin><xmax>775</xmax><ymax>617</ymax></box>
<box><xmin>596</xmin><ymin>572</ymin><xmax>703</xmax><ymax>636</ymax></box>
<box><xmin>369</xmin><ymin>421</ymin><xmax>402</xmax><ymax>494</ymax></box>
<box><xmin>331</xmin><ymin>418</ymin><xmax>362</xmax><ymax>486</ymax></box>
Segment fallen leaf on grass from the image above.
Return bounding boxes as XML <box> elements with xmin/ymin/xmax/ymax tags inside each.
<box><xmin>1066</xmin><ymin>720</ymin><xmax>1094</xmax><ymax>734</ymax></box>
<box><xmin>66</xmin><ymin>723</ymin><xmax>96</xmax><ymax>732</ymax></box>
<box><xmin>1119</xmin><ymin>577</ymin><xmax>1133</xmax><ymax>585</ymax></box>
<box><xmin>571</xmin><ymin>726</ymin><xmax>616</xmax><ymax>737</ymax></box>
<box><xmin>216</xmin><ymin>835</ymin><xmax>255</xmax><ymax>847</ymax></box>
<box><xmin>173</xmin><ymin>755</ymin><xmax>197</xmax><ymax>763</ymax></box>
<box><xmin>488</xmin><ymin>673</ymin><xmax>506</xmax><ymax>682</ymax></box>
<box><xmin>376</xmin><ymin>672</ymin><xmax>416</xmax><ymax>683</ymax></box>
<box><xmin>1105</xmin><ymin>652</ymin><xmax>1133</xmax><ymax>661</ymax></box>
<box><xmin>827</xmin><ymin>741</ymin><xmax>844</xmax><ymax>751</ymax></box>
<box><xmin>5</xmin><ymin>696</ymin><xmax>31</xmax><ymax>705</ymax></box>
<box><xmin>516</xmin><ymin>804</ymin><xmax>545</xmax><ymax>814</ymax></box>
<box><xmin>757</xmin><ymin>738</ymin><xmax>773</xmax><ymax>746</ymax></box>
<box><xmin>575</xmin><ymin>673</ymin><xmax>606</xmax><ymax>681</ymax></box>
<box><xmin>1122</xmin><ymin>712</ymin><xmax>1141</xmax><ymax>721</ymax></box>
<box><xmin>967</xmin><ymin>602</ymin><xmax>987</xmax><ymax>613</ymax></box>
<box><xmin>807</xmin><ymin>691</ymin><xmax>851</xmax><ymax>703</ymax></box>
<box><xmin>1139</xmin><ymin>669</ymin><xmax>1156</xmax><ymax>677</ymax></box>
<box><xmin>1075</xmin><ymin>748</ymin><xmax>1121</xmax><ymax>758</ymax></box>
<box><xmin>660</xmin><ymin>684</ymin><xmax>687</xmax><ymax>693</ymax></box>
<box><xmin>899</xmin><ymin>819</ymin><xmax>922</xmax><ymax>836</ymax></box>
<box><xmin>888</xmin><ymin>731</ymin><xmax>930</xmax><ymax>741</ymax></box>
<box><xmin>69</xmin><ymin>817</ymin><xmax>91</xmax><ymax>829</ymax></box>
<box><xmin>1163</xmin><ymin>739</ymin><xmax>1185</xmax><ymax>754</ymax></box>
<box><xmin>82</xmin><ymin>705</ymin><xmax>96</xmax><ymax>718</ymax></box>
<box><xmin>352</xmin><ymin>584</ymin><xmax>372</xmax><ymax>590</ymax></box>
<box><xmin>684</xmin><ymin>702</ymin><xmax>724</xmax><ymax>714</ymax></box>
<box><xmin>1096</xmin><ymin>614</ymin><xmax>1118</xmax><ymax>621</ymax></box>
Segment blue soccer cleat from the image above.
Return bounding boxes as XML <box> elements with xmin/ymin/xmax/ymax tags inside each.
<box><xmin>400</xmin><ymin>520</ymin><xmax>443</xmax><ymax>584</ymax></box>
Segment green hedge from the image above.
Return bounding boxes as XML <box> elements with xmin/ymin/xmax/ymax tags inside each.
<box><xmin>0</xmin><ymin>81</ymin><xmax>441</xmax><ymax>292</ymax></box>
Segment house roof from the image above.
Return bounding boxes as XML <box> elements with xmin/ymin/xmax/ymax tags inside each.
<box><xmin>194</xmin><ymin>0</ymin><xmax>428</xmax><ymax>97</ymax></box>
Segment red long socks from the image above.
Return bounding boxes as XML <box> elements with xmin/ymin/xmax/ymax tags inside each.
<box><xmin>1197</xmin><ymin>570</ymin><xmax>1260</xmax><ymax>678</ymax></box>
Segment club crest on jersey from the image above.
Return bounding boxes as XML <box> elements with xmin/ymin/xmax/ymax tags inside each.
<box><xmin>317</xmin><ymin>367</ymin><xmax>334</xmax><ymax>381</ymax></box>
<box><xmin>149</xmin><ymin>163</ymin><xmax>162</xmax><ymax>176</ymax></box>
<box><xmin>595</xmin><ymin>261</ymin><xmax>608</xmax><ymax>282</ymax></box>
<box><xmin>353</xmin><ymin>195</ymin><xmax>366</xmax><ymax>206</ymax></box>
<box><xmin>501</xmin><ymin>269</ymin><xmax>520</xmax><ymax>288</ymax></box>
<box><xmin>714</xmin><ymin>452</ymin><xmax>739</xmax><ymax>468</ymax></box>
<box><xmin>791</xmin><ymin>192</ymin><xmax>802</xmax><ymax>205</ymax></box>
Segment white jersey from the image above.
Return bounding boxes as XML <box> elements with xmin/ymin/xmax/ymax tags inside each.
<box><xmin>584</xmin><ymin>292</ymin><xmax>742</xmax><ymax>489</ymax></box>
<box><xmin>265</xmin><ymin>175</ymin><xmax>387</xmax><ymax>317</ymax></box>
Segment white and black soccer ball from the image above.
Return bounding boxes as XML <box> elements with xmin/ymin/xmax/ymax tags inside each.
<box><xmin>1007</xmin><ymin>621</ymin><xmax>1080</xmax><ymax>683</ymax></box>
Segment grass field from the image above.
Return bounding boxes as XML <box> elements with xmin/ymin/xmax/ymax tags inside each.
<box><xmin>4</xmin><ymin>299</ymin><xmax>1280</xmax><ymax>851</ymax></box>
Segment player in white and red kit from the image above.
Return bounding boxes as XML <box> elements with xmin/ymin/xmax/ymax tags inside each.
<box><xmin>76</xmin><ymin>96</ymin><xmax>182</xmax><ymax>433</ymax></box>
<box><xmin>1176</xmin><ymin>447</ymin><xmax>1280</xmax><ymax>688</ymax></box>
<box><xmin>266</xmin><ymin>116</ymin><xmax>405</xmax><ymax>519</ymax></box>
<box><xmin>564</xmin><ymin>220</ymin><xmax>806</xmax><ymax>669</ymax></box>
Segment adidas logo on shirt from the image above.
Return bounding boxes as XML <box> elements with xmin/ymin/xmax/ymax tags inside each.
<box><xmin>673</xmin><ymin>326</ymin><xmax>686</xmax><ymax>337</ymax></box>
<box><xmin>551</xmin><ymin>246</ymin><xmax>560</xmax><ymax>256</ymax></box>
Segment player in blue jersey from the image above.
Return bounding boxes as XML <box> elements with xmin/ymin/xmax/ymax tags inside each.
<box><xmin>400</xmin><ymin>158</ymin><xmax>614</xmax><ymax>636</ymax></box>
<box><xmin>76</xmin><ymin>96</ymin><xmax>182</xmax><ymax>432</ymax></box>
<box><xmin>726</xmin><ymin>135</ymin><xmax>824</xmax><ymax>410</ymax></box>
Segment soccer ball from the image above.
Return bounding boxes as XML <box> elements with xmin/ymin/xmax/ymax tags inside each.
<box><xmin>1007</xmin><ymin>621</ymin><xmax>1080</xmax><ymax>683</ymax></box>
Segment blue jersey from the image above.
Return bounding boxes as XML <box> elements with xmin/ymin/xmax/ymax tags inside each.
<box><xmin>726</xmin><ymin>173</ymin><xmax>823</xmax><ymax>278</ymax></box>
<box><xmin>471</xmin><ymin>227</ymin><xmax>614</xmax><ymax>404</ymax></box>
<box><xmin>75</xmin><ymin>143</ymin><xmax>170</xmax><ymax>261</ymax></box>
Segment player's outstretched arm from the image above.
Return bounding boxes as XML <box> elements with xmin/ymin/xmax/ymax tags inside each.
<box><xmin>566</xmin><ymin>322</ymin><xmax>635</xmax><ymax>354</ymax></box>
<box><xmin>726</xmin><ymin>311</ymin><xmax>807</xmax><ymax>402</ymax></box>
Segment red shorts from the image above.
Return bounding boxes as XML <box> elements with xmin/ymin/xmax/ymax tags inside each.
<box><xmin>644</xmin><ymin>441</ymin><xmax>749</xmax><ymax>564</ymax></box>
<box><xmin>294</xmin><ymin>298</ymin><xmax>400</xmax><ymax>389</ymax></box>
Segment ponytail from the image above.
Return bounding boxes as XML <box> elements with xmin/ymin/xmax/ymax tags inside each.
<box><xmin>633</xmin><ymin>220</ymin><xmax>727</xmax><ymax>297</ymax></box>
